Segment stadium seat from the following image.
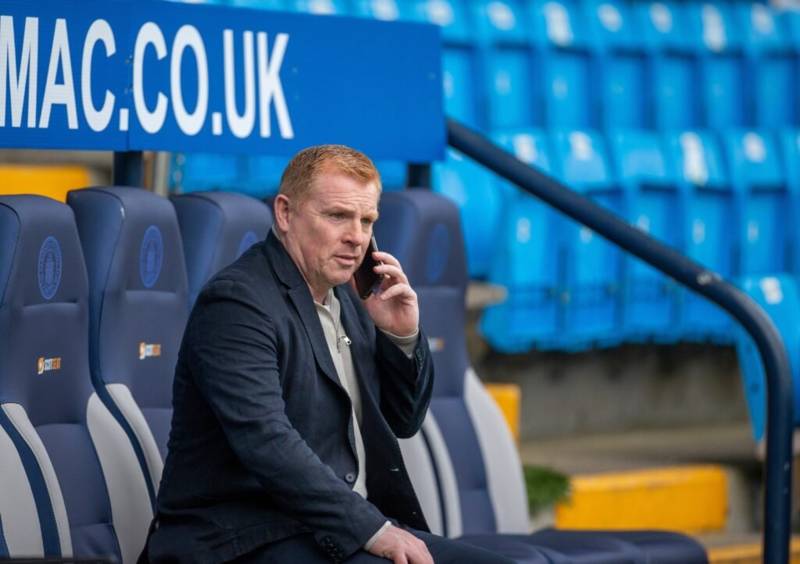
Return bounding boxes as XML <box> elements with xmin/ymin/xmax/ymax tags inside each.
<box><xmin>737</xmin><ymin>2</ymin><xmax>799</xmax><ymax>127</ymax></box>
<box><xmin>376</xmin><ymin>190</ymin><xmax>708</xmax><ymax>564</ymax></box>
<box><xmin>779</xmin><ymin>129</ymin><xmax>800</xmax><ymax>273</ymax></box>
<box><xmin>170</xmin><ymin>153</ymin><xmax>241</xmax><ymax>193</ymax></box>
<box><xmin>530</xmin><ymin>0</ymin><xmax>596</xmax><ymax>128</ymax></box>
<box><xmin>735</xmin><ymin>274</ymin><xmax>800</xmax><ymax>442</ymax></box>
<box><xmin>722</xmin><ymin>130</ymin><xmax>789</xmax><ymax>277</ymax></box>
<box><xmin>0</xmin><ymin>195</ymin><xmax>151</xmax><ymax>562</ymax></box>
<box><xmin>471</xmin><ymin>0</ymin><xmax>539</xmax><ymax>129</ymax></box>
<box><xmin>686</xmin><ymin>2</ymin><xmax>749</xmax><ymax>128</ymax></box>
<box><xmin>172</xmin><ymin>191</ymin><xmax>273</xmax><ymax>306</ymax></box>
<box><xmin>292</xmin><ymin>0</ymin><xmax>349</xmax><ymax>15</ymax></box>
<box><xmin>608</xmin><ymin>129</ymin><xmax>680</xmax><ymax>342</ymax></box>
<box><xmin>584</xmin><ymin>0</ymin><xmax>649</xmax><ymax>129</ymax></box>
<box><xmin>442</xmin><ymin>48</ymin><xmax>481</xmax><ymax>127</ymax></box>
<box><xmin>352</xmin><ymin>0</ymin><xmax>402</xmax><ymax>21</ymax></box>
<box><xmin>433</xmin><ymin>149</ymin><xmax>501</xmax><ymax>278</ymax></box>
<box><xmin>481</xmin><ymin>129</ymin><xmax>562</xmax><ymax>351</ymax></box>
<box><xmin>408</xmin><ymin>0</ymin><xmax>472</xmax><ymax>43</ymax></box>
<box><xmin>634</xmin><ymin>2</ymin><xmax>702</xmax><ymax>130</ymax></box>
<box><xmin>664</xmin><ymin>131</ymin><xmax>733</xmax><ymax>342</ymax></box>
<box><xmin>68</xmin><ymin>187</ymin><xmax>189</xmax><ymax>499</ymax></box>
<box><xmin>228</xmin><ymin>0</ymin><xmax>287</xmax><ymax>9</ymax></box>
<box><xmin>550</xmin><ymin>130</ymin><xmax>622</xmax><ymax>349</ymax></box>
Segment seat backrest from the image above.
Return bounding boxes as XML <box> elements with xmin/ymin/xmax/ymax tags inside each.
<box><xmin>0</xmin><ymin>195</ymin><xmax>151</xmax><ymax>562</ymax></box>
<box><xmin>68</xmin><ymin>187</ymin><xmax>189</xmax><ymax>495</ymax></box>
<box><xmin>376</xmin><ymin>190</ymin><xmax>529</xmax><ymax>537</ymax></box>
<box><xmin>172</xmin><ymin>191</ymin><xmax>273</xmax><ymax>307</ymax></box>
<box><xmin>722</xmin><ymin>130</ymin><xmax>787</xmax><ymax>276</ymax></box>
<box><xmin>736</xmin><ymin>274</ymin><xmax>800</xmax><ymax>441</ymax></box>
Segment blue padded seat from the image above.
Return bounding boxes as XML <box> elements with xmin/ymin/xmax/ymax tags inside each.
<box><xmin>550</xmin><ymin>130</ymin><xmax>622</xmax><ymax>350</ymax></box>
<box><xmin>0</xmin><ymin>195</ymin><xmax>151</xmax><ymax>562</ymax></box>
<box><xmin>608</xmin><ymin>129</ymin><xmax>680</xmax><ymax>342</ymax></box>
<box><xmin>68</xmin><ymin>187</ymin><xmax>189</xmax><ymax>499</ymax></box>
<box><xmin>735</xmin><ymin>274</ymin><xmax>800</xmax><ymax>442</ymax></box>
<box><xmin>376</xmin><ymin>190</ymin><xmax>707</xmax><ymax>564</ymax></box>
<box><xmin>722</xmin><ymin>130</ymin><xmax>789</xmax><ymax>278</ymax></box>
<box><xmin>778</xmin><ymin>129</ymin><xmax>800</xmax><ymax>273</ymax></box>
<box><xmin>664</xmin><ymin>131</ymin><xmax>734</xmax><ymax>342</ymax></box>
<box><xmin>172</xmin><ymin>191</ymin><xmax>273</xmax><ymax>306</ymax></box>
<box><xmin>481</xmin><ymin>129</ymin><xmax>562</xmax><ymax>352</ymax></box>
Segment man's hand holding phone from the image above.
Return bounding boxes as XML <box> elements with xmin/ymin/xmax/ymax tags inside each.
<box><xmin>353</xmin><ymin>237</ymin><xmax>419</xmax><ymax>337</ymax></box>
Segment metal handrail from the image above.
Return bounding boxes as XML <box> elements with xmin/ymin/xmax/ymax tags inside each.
<box><xmin>447</xmin><ymin>118</ymin><xmax>794</xmax><ymax>564</ymax></box>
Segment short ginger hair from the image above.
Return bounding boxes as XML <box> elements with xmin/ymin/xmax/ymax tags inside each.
<box><xmin>278</xmin><ymin>144</ymin><xmax>382</xmax><ymax>204</ymax></box>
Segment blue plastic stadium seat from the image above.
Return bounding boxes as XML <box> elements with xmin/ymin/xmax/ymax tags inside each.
<box><xmin>172</xmin><ymin>191</ymin><xmax>273</xmax><ymax>306</ymax></box>
<box><xmin>736</xmin><ymin>275</ymin><xmax>800</xmax><ymax>442</ymax></box>
<box><xmin>530</xmin><ymin>0</ymin><xmax>595</xmax><ymax>129</ymax></box>
<box><xmin>228</xmin><ymin>0</ymin><xmax>286</xmax><ymax>8</ymax></box>
<box><xmin>737</xmin><ymin>3</ymin><xmax>798</xmax><ymax>127</ymax></box>
<box><xmin>352</xmin><ymin>0</ymin><xmax>403</xmax><ymax>21</ymax></box>
<box><xmin>722</xmin><ymin>130</ymin><xmax>789</xmax><ymax>277</ymax></box>
<box><xmin>664</xmin><ymin>131</ymin><xmax>733</xmax><ymax>342</ymax></box>
<box><xmin>584</xmin><ymin>0</ymin><xmax>648</xmax><ymax>129</ymax></box>
<box><xmin>779</xmin><ymin>129</ymin><xmax>800</xmax><ymax>272</ymax></box>
<box><xmin>242</xmin><ymin>155</ymin><xmax>290</xmax><ymax>198</ymax></box>
<box><xmin>68</xmin><ymin>188</ymin><xmax>189</xmax><ymax>499</ymax></box>
<box><xmin>686</xmin><ymin>2</ymin><xmax>748</xmax><ymax>128</ymax></box>
<box><xmin>609</xmin><ymin>129</ymin><xmax>679</xmax><ymax>342</ymax></box>
<box><xmin>409</xmin><ymin>0</ymin><xmax>472</xmax><ymax>43</ymax></box>
<box><xmin>442</xmin><ymin>47</ymin><xmax>481</xmax><ymax>127</ymax></box>
<box><xmin>377</xmin><ymin>190</ymin><xmax>707</xmax><ymax>564</ymax></box>
<box><xmin>634</xmin><ymin>1</ymin><xmax>701</xmax><ymax>130</ymax></box>
<box><xmin>481</xmin><ymin>129</ymin><xmax>562</xmax><ymax>352</ymax></box>
<box><xmin>170</xmin><ymin>153</ymin><xmax>241</xmax><ymax>193</ymax></box>
<box><xmin>471</xmin><ymin>0</ymin><xmax>538</xmax><ymax>129</ymax></box>
<box><xmin>0</xmin><ymin>195</ymin><xmax>151</xmax><ymax>562</ymax></box>
<box><xmin>433</xmin><ymin>148</ymin><xmax>501</xmax><ymax>278</ymax></box>
<box><xmin>292</xmin><ymin>0</ymin><xmax>349</xmax><ymax>15</ymax></box>
<box><xmin>550</xmin><ymin>130</ymin><xmax>622</xmax><ymax>349</ymax></box>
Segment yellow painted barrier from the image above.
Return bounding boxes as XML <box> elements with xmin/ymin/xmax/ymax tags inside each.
<box><xmin>707</xmin><ymin>538</ymin><xmax>800</xmax><ymax>564</ymax></box>
<box><xmin>0</xmin><ymin>165</ymin><xmax>92</xmax><ymax>202</ymax></box>
<box><xmin>555</xmin><ymin>465</ymin><xmax>727</xmax><ymax>534</ymax></box>
<box><xmin>485</xmin><ymin>382</ymin><xmax>520</xmax><ymax>442</ymax></box>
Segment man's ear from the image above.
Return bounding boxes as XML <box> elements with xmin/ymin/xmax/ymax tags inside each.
<box><xmin>274</xmin><ymin>194</ymin><xmax>291</xmax><ymax>233</ymax></box>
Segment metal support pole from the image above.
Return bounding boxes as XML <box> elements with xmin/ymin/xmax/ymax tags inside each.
<box><xmin>446</xmin><ymin>118</ymin><xmax>793</xmax><ymax>564</ymax></box>
<box><xmin>113</xmin><ymin>151</ymin><xmax>144</xmax><ymax>187</ymax></box>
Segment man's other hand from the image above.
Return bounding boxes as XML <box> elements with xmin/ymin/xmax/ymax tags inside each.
<box><xmin>367</xmin><ymin>524</ymin><xmax>434</xmax><ymax>564</ymax></box>
<box><xmin>361</xmin><ymin>251</ymin><xmax>419</xmax><ymax>337</ymax></box>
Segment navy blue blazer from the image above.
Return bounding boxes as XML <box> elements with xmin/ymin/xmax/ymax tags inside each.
<box><xmin>147</xmin><ymin>232</ymin><xmax>433</xmax><ymax>563</ymax></box>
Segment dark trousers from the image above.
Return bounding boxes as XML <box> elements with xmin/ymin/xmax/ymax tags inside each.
<box><xmin>231</xmin><ymin>528</ymin><xmax>520</xmax><ymax>564</ymax></box>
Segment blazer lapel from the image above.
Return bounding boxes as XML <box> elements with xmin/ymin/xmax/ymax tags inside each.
<box><xmin>265</xmin><ymin>233</ymin><xmax>342</xmax><ymax>389</ymax></box>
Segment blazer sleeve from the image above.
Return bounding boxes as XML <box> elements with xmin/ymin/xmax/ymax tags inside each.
<box><xmin>187</xmin><ymin>279</ymin><xmax>387</xmax><ymax>560</ymax></box>
<box><xmin>374</xmin><ymin>327</ymin><xmax>434</xmax><ymax>439</ymax></box>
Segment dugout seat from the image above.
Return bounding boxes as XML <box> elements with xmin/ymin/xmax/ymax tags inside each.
<box><xmin>172</xmin><ymin>191</ymin><xmax>273</xmax><ymax>307</ymax></box>
<box><xmin>68</xmin><ymin>187</ymin><xmax>189</xmax><ymax>500</ymax></box>
<box><xmin>376</xmin><ymin>190</ymin><xmax>708</xmax><ymax>564</ymax></box>
<box><xmin>0</xmin><ymin>195</ymin><xmax>151</xmax><ymax>562</ymax></box>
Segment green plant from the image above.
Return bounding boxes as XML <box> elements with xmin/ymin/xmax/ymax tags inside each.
<box><xmin>524</xmin><ymin>465</ymin><xmax>570</xmax><ymax>515</ymax></box>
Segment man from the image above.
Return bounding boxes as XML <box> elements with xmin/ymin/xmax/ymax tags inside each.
<box><xmin>146</xmin><ymin>145</ymin><xmax>513</xmax><ymax>563</ymax></box>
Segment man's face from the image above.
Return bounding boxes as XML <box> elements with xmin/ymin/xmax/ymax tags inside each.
<box><xmin>279</xmin><ymin>171</ymin><xmax>380</xmax><ymax>300</ymax></box>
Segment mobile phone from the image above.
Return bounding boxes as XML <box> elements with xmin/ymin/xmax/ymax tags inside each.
<box><xmin>354</xmin><ymin>236</ymin><xmax>382</xmax><ymax>299</ymax></box>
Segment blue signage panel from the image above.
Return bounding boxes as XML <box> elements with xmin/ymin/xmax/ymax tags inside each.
<box><xmin>0</xmin><ymin>0</ymin><xmax>444</xmax><ymax>161</ymax></box>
